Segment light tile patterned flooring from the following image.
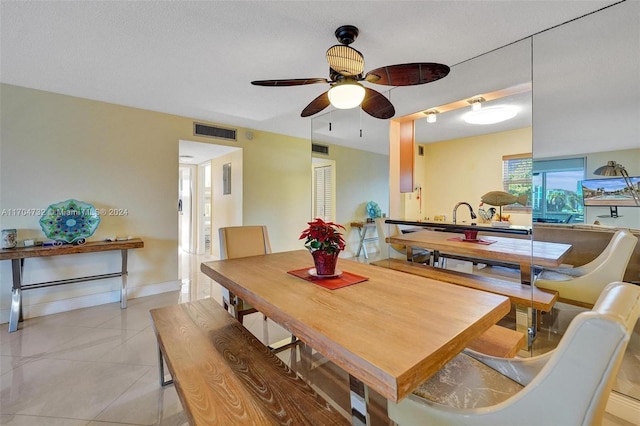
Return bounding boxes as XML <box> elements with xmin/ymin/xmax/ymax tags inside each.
<box><xmin>0</xmin><ymin>250</ymin><xmax>637</xmax><ymax>425</ymax></box>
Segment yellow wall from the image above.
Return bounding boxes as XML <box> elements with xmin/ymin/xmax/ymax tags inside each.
<box><xmin>0</xmin><ymin>83</ymin><xmax>389</xmax><ymax>321</ymax></box>
<box><xmin>416</xmin><ymin>127</ymin><xmax>532</xmax><ymax>226</ymax></box>
<box><xmin>210</xmin><ymin>149</ymin><xmax>243</xmax><ymax>258</ymax></box>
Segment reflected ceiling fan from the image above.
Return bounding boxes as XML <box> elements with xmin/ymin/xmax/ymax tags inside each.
<box><xmin>251</xmin><ymin>25</ymin><xmax>450</xmax><ymax>119</ymax></box>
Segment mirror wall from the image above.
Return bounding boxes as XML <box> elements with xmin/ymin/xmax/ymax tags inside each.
<box><xmin>312</xmin><ymin>0</ymin><xmax>638</xmax><ymax>409</ymax></box>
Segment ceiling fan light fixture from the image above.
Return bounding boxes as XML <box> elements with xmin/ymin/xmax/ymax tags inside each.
<box><xmin>328</xmin><ymin>80</ymin><xmax>366</xmax><ymax>109</ymax></box>
<box><xmin>463</xmin><ymin>105</ymin><xmax>518</xmax><ymax>125</ymax></box>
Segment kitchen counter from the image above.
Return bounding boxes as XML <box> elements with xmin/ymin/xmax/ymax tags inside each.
<box><xmin>385</xmin><ymin>219</ymin><xmax>532</xmax><ymax>235</ymax></box>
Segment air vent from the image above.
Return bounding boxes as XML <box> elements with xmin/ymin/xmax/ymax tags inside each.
<box><xmin>312</xmin><ymin>143</ymin><xmax>329</xmax><ymax>155</ymax></box>
<box><xmin>194</xmin><ymin>123</ymin><xmax>237</xmax><ymax>141</ymax></box>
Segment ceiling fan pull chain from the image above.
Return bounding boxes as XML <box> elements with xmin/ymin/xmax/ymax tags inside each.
<box><xmin>359</xmin><ymin>108</ymin><xmax>363</xmax><ymax>138</ymax></box>
<box><xmin>329</xmin><ymin>110</ymin><xmax>332</xmax><ymax>131</ymax></box>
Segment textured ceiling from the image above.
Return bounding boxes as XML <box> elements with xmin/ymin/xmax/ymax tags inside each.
<box><xmin>0</xmin><ymin>1</ymin><xmax>618</xmax><ymax>156</ymax></box>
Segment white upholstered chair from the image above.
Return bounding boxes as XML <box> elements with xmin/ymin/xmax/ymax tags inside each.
<box><xmin>219</xmin><ymin>225</ymin><xmax>271</xmax><ymax>323</ymax></box>
<box><xmin>387</xmin><ymin>281</ymin><xmax>640</xmax><ymax>426</ymax></box>
<box><xmin>535</xmin><ymin>229</ymin><xmax>637</xmax><ymax>307</ymax></box>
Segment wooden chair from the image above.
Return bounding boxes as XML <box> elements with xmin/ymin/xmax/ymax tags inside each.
<box><xmin>219</xmin><ymin>225</ymin><xmax>271</xmax><ymax>323</ymax></box>
<box><xmin>387</xmin><ymin>281</ymin><xmax>640</xmax><ymax>426</ymax></box>
<box><xmin>535</xmin><ymin>229</ymin><xmax>637</xmax><ymax>307</ymax></box>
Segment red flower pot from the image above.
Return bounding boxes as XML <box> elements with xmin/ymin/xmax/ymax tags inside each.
<box><xmin>312</xmin><ymin>250</ymin><xmax>339</xmax><ymax>275</ymax></box>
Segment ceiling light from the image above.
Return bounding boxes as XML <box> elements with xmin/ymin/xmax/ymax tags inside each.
<box><xmin>467</xmin><ymin>97</ymin><xmax>485</xmax><ymax>112</ymax></box>
<box><xmin>424</xmin><ymin>110</ymin><xmax>438</xmax><ymax>124</ymax></box>
<box><xmin>327</xmin><ymin>80</ymin><xmax>366</xmax><ymax>109</ymax></box>
<box><xmin>463</xmin><ymin>105</ymin><xmax>519</xmax><ymax>125</ymax></box>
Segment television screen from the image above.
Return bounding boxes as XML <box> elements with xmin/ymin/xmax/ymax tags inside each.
<box><xmin>581</xmin><ymin>176</ymin><xmax>640</xmax><ymax>207</ymax></box>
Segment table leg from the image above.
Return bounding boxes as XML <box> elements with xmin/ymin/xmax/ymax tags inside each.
<box><xmin>349</xmin><ymin>375</ymin><xmax>371</xmax><ymax>425</ymax></box>
<box><xmin>8</xmin><ymin>259</ymin><xmax>23</xmax><ymax>332</ymax></box>
<box><xmin>515</xmin><ymin>304</ymin><xmax>538</xmax><ymax>350</ymax></box>
<box><xmin>520</xmin><ymin>262</ymin><xmax>532</xmax><ymax>285</ymax></box>
<box><xmin>355</xmin><ymin>227</ymin><xmax>368</xmax><ymax>259</ymax></box>
<box><xmin>120</xmin><ymin>249</ymin><xmax>129</xmax><ymax>309</ymax></box>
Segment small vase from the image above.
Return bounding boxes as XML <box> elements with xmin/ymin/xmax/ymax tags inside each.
<box><xmin>312</xmin><ymin>250</ymin><xmax>340</xmax><ymax>275</ymax></box>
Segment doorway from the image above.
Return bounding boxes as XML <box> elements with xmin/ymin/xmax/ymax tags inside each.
<box><xmin>178</xmin><ymin>140</ymin><xmax>243</xmax><ymax>257</ymax></box>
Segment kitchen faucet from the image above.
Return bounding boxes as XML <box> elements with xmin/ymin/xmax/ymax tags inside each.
<box><xmin>452</xmin><ymin>202</ymin><xmax>477</xmax><ymax>224</ymax></box>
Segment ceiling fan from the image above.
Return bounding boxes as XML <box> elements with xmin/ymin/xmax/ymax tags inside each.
<box><xmin>251</xmin><ymin>25</ymin><xmax>450</xmax><ymax>120</ymax></box>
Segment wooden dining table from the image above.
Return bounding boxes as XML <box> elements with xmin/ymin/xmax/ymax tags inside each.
<box><xmin>201</xmin><ymin>250</ymin><xmax>510</xmax><ymax>425</ymax></box>
<box><xmin>388</xmin><ymin>230</ymin><xmax>573</xmax><ymax>284</ymax></box>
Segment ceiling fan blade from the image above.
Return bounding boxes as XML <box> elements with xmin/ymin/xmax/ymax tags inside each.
<box><xmin>365</xmin><ymin>62</ymin><xmax>450</xmax><ymax>86</ymax></box>
<box><xmin>361</xmin><ymin>87</ymin><xmax>395</xmax><ymax>119</ymax></box>
<box><xmin>251</xmin><ymin>78</ymin><xmax>329</xmax><ymax>87</ymax></box>
<box><xmin>301</xmin><ymin>91</ymin><xmax>331</xmax><ymax>117</ymax></box>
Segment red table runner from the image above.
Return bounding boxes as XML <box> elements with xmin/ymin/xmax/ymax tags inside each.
<box><xmin>288</xmin><ymin>267</ymin><xmax>369</xmax><ymax>290</ymax></box>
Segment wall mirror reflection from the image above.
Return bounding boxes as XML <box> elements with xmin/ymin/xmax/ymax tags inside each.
<box><xmin>313</xmin><ymin>0</ymin><xmax>639</xmax><ymax>411</ymax></box>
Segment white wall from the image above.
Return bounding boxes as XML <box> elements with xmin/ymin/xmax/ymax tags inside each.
<box><xmin>532</xmin><ymin>1</ymin><xmax>639</xmax><ymax>158</ymax></box>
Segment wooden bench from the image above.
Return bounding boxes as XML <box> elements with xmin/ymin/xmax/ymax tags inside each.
<box><xmin>150</xmin><ymin>298</ymin><xmax>348</xmax><ymax>425</ymax></box>
<box><xmin>467</xmin><ymin>325</ymin><xmax>525</xmax><ymax>357</ymax></box>
<box><xmin>371</xmin><ymin>258</ymin><xmax>558</xmax><ymax>312</ymax></box>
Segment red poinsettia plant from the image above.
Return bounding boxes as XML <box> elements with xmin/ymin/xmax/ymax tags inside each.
<box><xmin>299</xmin><ymin>218</ymin><xmax>346</xmax><ymax>254</ymax></box>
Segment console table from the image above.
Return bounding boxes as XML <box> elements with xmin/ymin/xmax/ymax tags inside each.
<box><xmin>0</xmin><ymin>238</ymin><xmax>144</xmax><ymax>332</ymax></box>
<box><xmin>350</xmin><ymin>221</ymin><xmax>377</xmax><ymax>259</ymax></box>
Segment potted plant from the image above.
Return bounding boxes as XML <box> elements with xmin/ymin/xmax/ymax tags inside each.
<box><xmin>299</xmin><ymin>218</ymin><xmax>346</xmax><ymax>276</ymax></box>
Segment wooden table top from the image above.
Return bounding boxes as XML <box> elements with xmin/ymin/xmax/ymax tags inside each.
<box><xmin>0</xmin><ymin>238</ymin><xmax>144</xmax><ymax>260</ymax></box>
<box><xmin>200</xmin><ymin>250</ymin><xmax>510</xmax><ymax>402</ymax></box>
<box><xmin>389</xmin><ymin>231</ymin><xmax>572</xmax><ymax>268</ymax></box>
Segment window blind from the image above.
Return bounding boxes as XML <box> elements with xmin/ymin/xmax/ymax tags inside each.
<box><xmin>314</xmin><ymin>165</ymin><xmax>333</xmax><ymax>221</ymax></box>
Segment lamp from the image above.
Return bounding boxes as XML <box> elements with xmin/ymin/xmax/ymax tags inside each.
<box><xmin>593</xmin><ymin>161</ymin><xmax>640</xmax><ymax>206</ymax></box>
<box><xmin>327</xmin><ymin>80</ymin><xmax>366</xmax><ymax>109</ymax></box>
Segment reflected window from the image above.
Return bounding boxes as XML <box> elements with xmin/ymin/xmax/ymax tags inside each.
<box><xmin>502</xmin><ymin>154</ymin><xmax>532</xmax><ymax>212</ymax></box>
<box><xmin>532</xmin><ymin>157</ymin><xmax>585</xmax><ymax>223</ymax></box>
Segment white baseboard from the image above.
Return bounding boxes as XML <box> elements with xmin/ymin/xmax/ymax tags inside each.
<box><xmin>0</xmin><ymin>280</ymin><xmax>181</xmax><ymax>324</ymax></box>
<box><xmin>606</xmin><ymin>391</ymin><xmax>640</xmax><ymax>424</ymax></box>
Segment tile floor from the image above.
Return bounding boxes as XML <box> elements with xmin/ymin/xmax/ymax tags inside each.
<box><xmin>0</xmin><ymin>250</ymin><xmax>637</xmax><ymax>425</ymax></box>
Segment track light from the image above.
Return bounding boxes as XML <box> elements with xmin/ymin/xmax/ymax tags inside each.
<box><xmin>424</xmin><ymin>110</ymin><xmax>438</xmax><ymax>124</ymax></box>
<box><xmin>468</xmin><ymin>97</ymin><xmax>485</xmax><ymax>112</ymax></box>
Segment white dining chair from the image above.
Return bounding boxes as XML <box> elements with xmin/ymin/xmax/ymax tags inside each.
<box><xmin>387</xmin><ymin>281</ymin><xmax>640</xmax><ymax>426</ymax></box>
<box><xmin>535</xmin><ymin>229</ymin><xmax>637</xmax><ymax>307</ymax></box>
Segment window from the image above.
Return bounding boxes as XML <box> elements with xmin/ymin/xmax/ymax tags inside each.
<box><xmin>532</xmin><ymin>157</ymin><xmax>585</xmax><ymax>223</ymax></box>
<box><xmin>502</xmin><ymin>153</ymin><xmax>532</xmax><ymax>211</ymax></box>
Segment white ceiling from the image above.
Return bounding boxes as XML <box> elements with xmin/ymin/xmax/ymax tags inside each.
<box><xmin>0</xmin><ymin>1</ymin><xmax>618</xmax><ymax>157</ymax></box>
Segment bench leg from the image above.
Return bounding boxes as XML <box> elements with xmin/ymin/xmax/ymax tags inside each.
<box><xmin>157</xmin><ymin>345</ymin><xmax>174</xmax><ymax>387</ymax></box>
<box><xmin>268</xmin><ymin>334</ymin><xmax>299</xmax><ymax>353</ymax></box>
